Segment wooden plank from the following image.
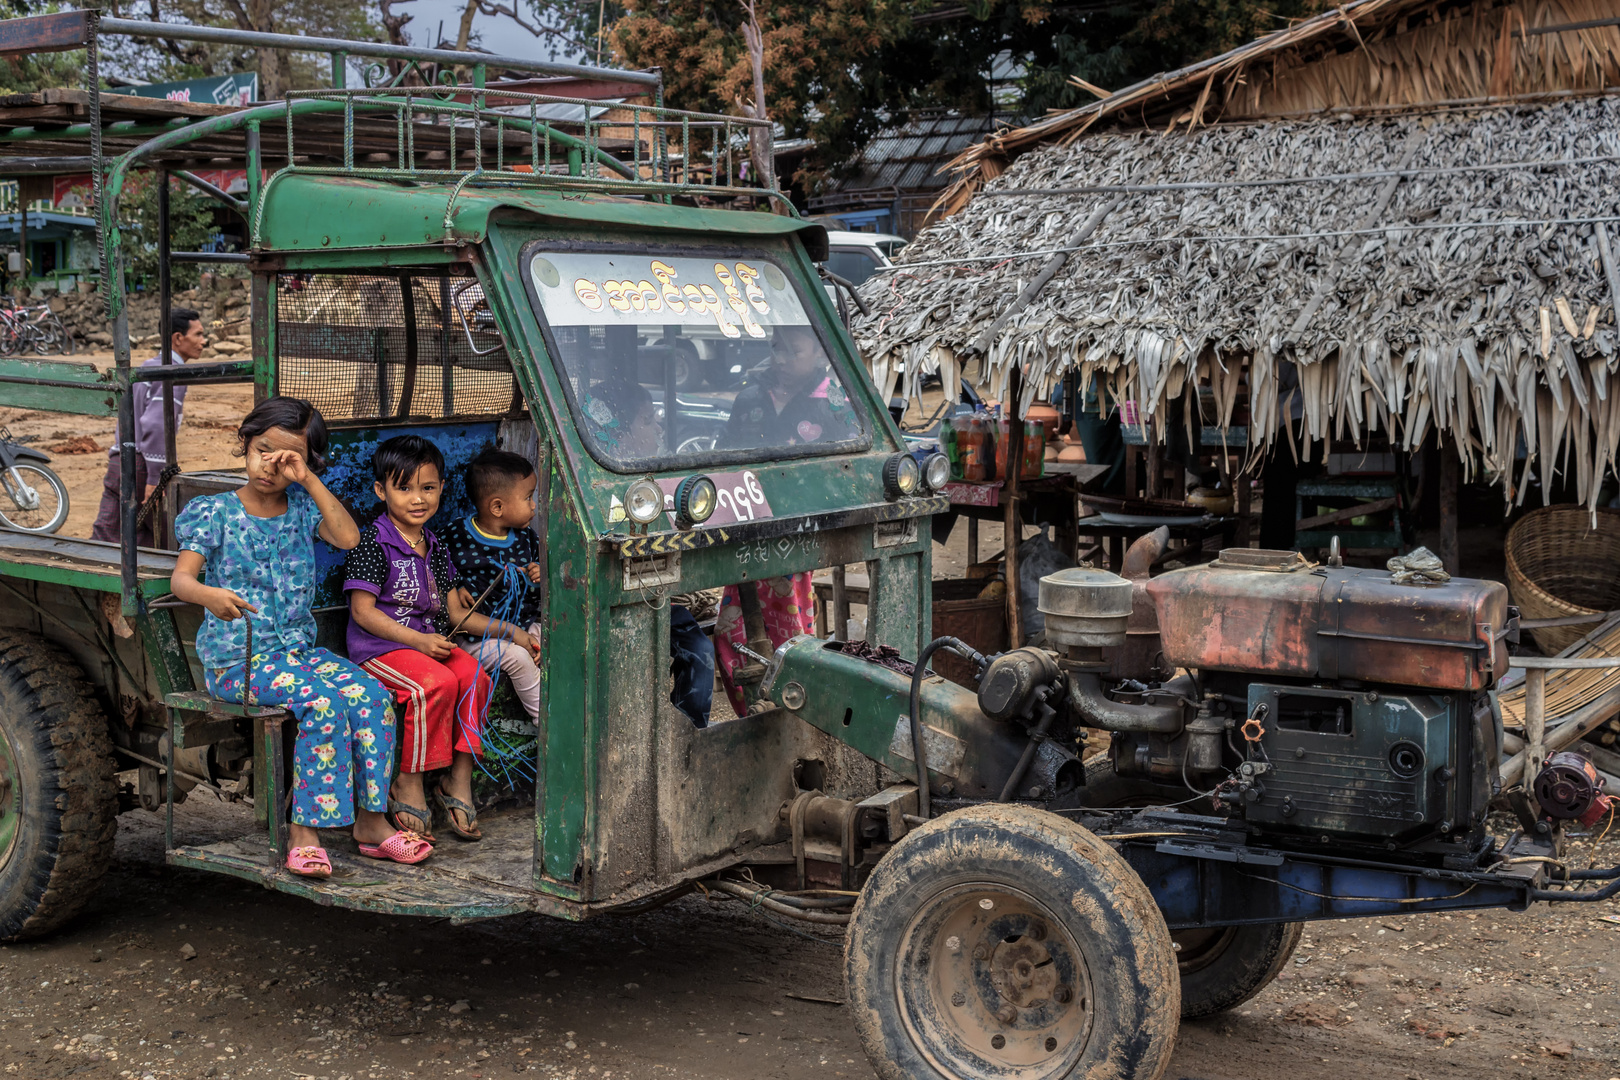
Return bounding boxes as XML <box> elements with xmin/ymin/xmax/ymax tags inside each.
<box><xmin>1295</xmin><ymin>496</ymin><xmax>1397</xmax><ymax>531</ymax></box>
<box><xmin>0</xmin><ymin>11</ymin><xmax>92</xmax><ymax>56</ymax></box>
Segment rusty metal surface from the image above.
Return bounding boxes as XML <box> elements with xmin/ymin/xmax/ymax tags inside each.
<box><xmin>1115</xmin><ymin>527</ymin><xmax>1167</xmax><ymax>680</ymax></box>
<box><xmin>1146</xmin><ymin>563</ymin><xmax>1511</xmax><ymax>690</ymax></box>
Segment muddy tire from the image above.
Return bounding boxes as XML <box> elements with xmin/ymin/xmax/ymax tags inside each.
<box><xmin>1175</xmin><ymin>922</ymin><xmax>1302</xmax><ymax>1019</ymax></box>
<box><xmin>0</xmin><ymin>632</ymin><xmax>118</xmax><ymax>942</ymax></box>
<box><xmin>1078</xmin><ymin>755</ymin><xmax>1302</xmax><ymax>1019</ymax></box>
<box><xmin>846</xmin><ymin>804</ymin><xmax>1180</xmax><ymax>1080</ymax></box>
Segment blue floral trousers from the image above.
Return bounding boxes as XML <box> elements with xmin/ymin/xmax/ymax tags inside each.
<box><xmin>206</xmin><ymin>647</ymin><xmax>397</xmax><ymax>829</ymax></box>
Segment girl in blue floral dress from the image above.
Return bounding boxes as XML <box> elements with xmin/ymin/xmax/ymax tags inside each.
<box><xmin>170</xmin><ymin>397</ymin><xmax>432</xmax><ymax>877</ymax></box>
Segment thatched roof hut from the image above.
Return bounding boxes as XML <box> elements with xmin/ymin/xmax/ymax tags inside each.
<box><xmin>853</xmin><ymin>0</ymin><xmax>1620</xmax><ymax>511</ymax></box>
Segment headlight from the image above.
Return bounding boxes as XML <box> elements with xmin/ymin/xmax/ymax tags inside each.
<box><xmin>624</xmin><ymin>478</ymin><xmax>666</xmax><ymax>526</ymax></box>
<box><xmin>921</xmin><ymin>452</ymin><xmax>950</xmax><ymax>492</ymax></box>
<box><xmin>673</xmin><ymin>474</ymin><xmax>717</xmax><ymax>528</ymax></box>
<box><xmin>882</xmin><ymin>452</ymin><xmax>921</xmax><ymax>500</ymax></box>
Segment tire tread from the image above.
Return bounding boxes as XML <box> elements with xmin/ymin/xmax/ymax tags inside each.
<box><xmin>0</xmin><ymin>630</ymin><xmax>118</xmax><ymax>942</ymax></box>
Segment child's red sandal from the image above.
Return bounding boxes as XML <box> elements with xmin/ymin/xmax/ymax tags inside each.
<box><xmin>358</xmin><ymin>830</ymin><xmax>434</xmax><ymax>865</ymax></box>
<box><xmin>286</xmin><ymin>846</ymin><xmax>332</xmax><ymax>879</ymax></box>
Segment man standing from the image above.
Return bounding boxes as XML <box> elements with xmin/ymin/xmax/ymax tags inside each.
<box><xmin>91</xmin><ymin>307</ymin><xmax>207</xmax><ymax>546</ymax></box>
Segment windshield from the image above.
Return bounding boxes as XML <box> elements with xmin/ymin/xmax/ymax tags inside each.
<box><xmin>525</xmin><ymin>247</ymin><xmax>867</xmax><ymax>472</ymax></box>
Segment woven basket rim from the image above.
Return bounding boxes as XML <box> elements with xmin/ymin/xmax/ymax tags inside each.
<box><xmin>1505</xmin><ymin>504</ymin><xmax>1620</xmax><ymax>619</ymax></box>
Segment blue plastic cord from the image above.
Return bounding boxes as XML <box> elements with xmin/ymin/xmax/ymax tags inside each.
<box><xmin>455</xmin><ymin>561</ymin><xmax>540</xmax><ymax>787</ymax></box>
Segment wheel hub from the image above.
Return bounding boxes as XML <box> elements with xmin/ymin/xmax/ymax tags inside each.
<box><xmin>897</xmin><ymin>885</ymin><xmax>1094</xmax><ymax>1078</ymax></box>
<box><xmin>0</xmin><ymin>717</ymin><xmax>19</xmax><ymax>870</ymax></box>
<box><xmin>989</xmin><ymin>933</ymin><xmax>1059</xmax><ymax>1010</ymax></box>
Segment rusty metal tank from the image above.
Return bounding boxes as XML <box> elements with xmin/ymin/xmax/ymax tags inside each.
<box><xmin>1144</xmin><ymin>549</ymin><xmax>1511</xmax><ymax>692</ymax></box>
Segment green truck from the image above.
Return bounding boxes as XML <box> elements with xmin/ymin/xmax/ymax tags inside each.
<box><xmin>2</xmin><ymin>12</ymin><xmax>1617</xmax><ymax>1080</ymax></box>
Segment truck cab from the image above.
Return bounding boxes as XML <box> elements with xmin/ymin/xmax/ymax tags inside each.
<box><xmin>194</xmin><ymin>171</ymin><xmax>946</xmax><ymax>911</ymax></box>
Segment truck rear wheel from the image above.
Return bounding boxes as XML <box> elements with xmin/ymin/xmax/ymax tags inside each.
<box><xmin>0</xmin><ymin>632</ymin><xmax>118</xmax><ymax>942</ymax></box>
<box><xmin>1078</xmin><ymin>755</ymin><xmax>1302</xmax><ymax>1019</ymax></box>
<box><xmin>846</xmin><ymin>804</ymin><xmax>1180</xmax><ymax>1080</ymax></box>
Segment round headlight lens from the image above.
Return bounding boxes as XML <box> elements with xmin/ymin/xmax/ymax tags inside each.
<box><xmin>882</xmin><ymin>452</ymin><xmax>922</xmax><ymax>500</ymax></box>
<box><xmin>674</xmin><ymin>474</ymin><xmax>717</xmax><ymax>528</ymax></box>
<box><xmin>625</xmin><ymin>478</ymin><xmax>666</xmax><ymax>525</ymax></box>
<box><xmin>921</xmin><ymin>452</ymin><xmax>951</xmax><ymax>492</ymax></box>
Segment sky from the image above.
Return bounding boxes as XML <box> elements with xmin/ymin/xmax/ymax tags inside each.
<box><xmin>394</xmin><ymin>0</ymin><xmax>593</xmax><ymax>65</ymax></box>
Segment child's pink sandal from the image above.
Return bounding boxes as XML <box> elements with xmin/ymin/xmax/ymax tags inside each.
<box><xmin>286</xmin><ymin>846</ymin><xmax>332</xmax><ymax>879</ymax></box>
<box><xmin>358</xmin><ymin>830</ymin><xmax>433</xmax><ymax>865</ymax></box>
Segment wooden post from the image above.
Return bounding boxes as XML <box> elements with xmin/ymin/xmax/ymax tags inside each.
<box><xmin>1004</xmin><ymin>367</ymin><xmax>1026</xmax><ymax>648</ymax></box>
<box><xmin>1235</xmin><ymin>463</ymin><xmax>1252</xmax><ymax>548</ymax></box>
<box><xmin>1525</xmin><ymin>667</ymin><xmax>1546</xmax><ymax>782</ymax></box>
<box><xmin>1145</xmin><ymin>438</ymin><xmax>1163</xmax><ymax>499</ymax></box>
<box><xmin>967</xmin><ymin>517</ymin><xmax>979</xmax><ymax>567</ymax></box>
<box><xmin>830</xmin><ymin>565</ymin><xmax>847</xmax><ymax>642</ymax></box>
<box><xmin>1439</xmin><ymin>440</ymin><xmax>1460</xmax><ymax>575</ymax></box>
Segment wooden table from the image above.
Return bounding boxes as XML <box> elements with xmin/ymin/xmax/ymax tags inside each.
<box><xmin>810</xmin><ymin>571</ymin><xmax>870</xmax><ymax>640</ymax></box>
<box><xmin>942</xmin><ymin>473</ymin><xmax>1082</xmax><ymax>564</ymax></box>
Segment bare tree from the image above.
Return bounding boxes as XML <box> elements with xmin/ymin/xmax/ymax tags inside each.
<box><xmin>452</xmin><ymin>0</ymin><xmax>587</xmax><ymax>54</ymax></box>
<box><xmin>738</xmin><ymin>0</ymin><xmax>775</xmax><ymax>195</ymax></box>
<box><xmin>379</xmin><ymin>0</ymin><xmax>414</xmax><ymax>47</ymax></box>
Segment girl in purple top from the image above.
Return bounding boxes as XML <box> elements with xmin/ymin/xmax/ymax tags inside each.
<box><xmin>345</xmin><ymin>435</ymin><xmax>492</xmax><ymax>842</ymax></box>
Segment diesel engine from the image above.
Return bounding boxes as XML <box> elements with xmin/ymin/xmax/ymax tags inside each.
<box><xmin>762</xmin><ymin>535</ymin><xmax>1520</xmax><ymax>863</ymax></box>
<box><xmin>1047</xmin><ymin>542</ymin><xmax>1512</xmax><ymax>857</ymax></box>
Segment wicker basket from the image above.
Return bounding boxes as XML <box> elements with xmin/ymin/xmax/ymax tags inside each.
<box><xmin>1505</xmin><ymin>505</ymin><xmax>1620</xmax><ymax>654</ymax></box>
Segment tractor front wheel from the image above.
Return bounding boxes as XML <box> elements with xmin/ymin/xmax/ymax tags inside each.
<box><xmin>0</xmin><ymin>631</ymin><xmax>118</xmax><ymax>942</ymax></box>
<box><xmin>846</xmin><ymin>804</ymin><xmax>1180</xmax><ymax>1080</ymax></box>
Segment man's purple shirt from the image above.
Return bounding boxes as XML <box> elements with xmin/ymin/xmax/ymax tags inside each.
<box><xmin>106</xmin><ymin>355</ymin><xmax>188</xmax><ymax>466</ymax></box>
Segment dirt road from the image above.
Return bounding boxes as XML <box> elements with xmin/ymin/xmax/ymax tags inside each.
<box><xmin>1</xmin><ymin>799</ymin><xmax>1616</xmax><ymax>1080</ymax></box>
<box><xmin>0</xmin><ymin>353</ymin><xmax>253</xmax><ymax>540</ymax></box>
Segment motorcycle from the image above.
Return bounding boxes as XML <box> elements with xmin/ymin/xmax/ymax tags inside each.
<box><xmin>0</xmin><ymin>426</ymin><xmax>70</xmax><ymax>533</ymax></box>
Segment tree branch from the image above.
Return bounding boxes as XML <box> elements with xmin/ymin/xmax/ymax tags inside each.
<box><xmin>144</xmin><ymin>0</ymin><xmax>209</xmax><ymax>67</ymax></box>
<box><xmin>471</xmin><ymin>0</ymin><xmax>591</xmax><ymax>49</ymax></box>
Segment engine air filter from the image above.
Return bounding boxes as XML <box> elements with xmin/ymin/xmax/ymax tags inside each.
<box><xmin>1038</xmin><ymin>568</ymin><xmax>1132</xmax><ymax>647</ymax></box>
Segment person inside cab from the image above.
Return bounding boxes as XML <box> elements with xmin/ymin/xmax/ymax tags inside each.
<box><xmin>721</xmin><ymin>324</ymin><xmax>857</xmax><ymax>450</ymax></box>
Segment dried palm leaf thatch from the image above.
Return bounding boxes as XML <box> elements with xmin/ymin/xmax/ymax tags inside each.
<box><xmin>938</xmin><ymin>0</ymin><xmax>1620</xmax><ymax>215</ymax></box>
<box><xmin>853</xmin><ymin>95</ymin><xmax>1620</xmax><ymax>512</ymax></box>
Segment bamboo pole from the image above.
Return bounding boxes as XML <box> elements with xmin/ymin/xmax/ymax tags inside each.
<box><xmin>1500</xmin><ymin>679</ymin><xmax>1620</xmax><ymax>788</ymax></box>
<box><xmin>1004</xmin><ymin>366</ymin><xmax>1025</xmax><ymax>648</ymax></box>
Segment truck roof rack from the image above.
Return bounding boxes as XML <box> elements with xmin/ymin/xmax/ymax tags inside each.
<box><xmin>0</xmin><ymin>9</ymin><xmax>787</xmax><ymax>609</ymax></box>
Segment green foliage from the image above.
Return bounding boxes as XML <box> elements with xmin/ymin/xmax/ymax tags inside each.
<box><xmin>611</xmin><ymin>0</ymin><xmax>917</xmax><ymax>188</ymax></box>
<box><xmin>0</xmin><ymin>1</ymin><xmax>84</xmax><ymax>94</ymax></box>
<box><xmin>607</xmin><ymin>0</ymin><xmax>1338</xmax><ymax>188</ymax></box>
<box><xmin>117</xmin><ymin>174</ymin><xmax>223</xmax><ymax>291</ymax></box>
<box><xmin>105</xmin><ymin>0</ymin><xmax>382</xmax><ymax>97</ymax></box>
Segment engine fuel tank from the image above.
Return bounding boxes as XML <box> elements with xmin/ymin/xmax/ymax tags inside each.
<box><xmin>1145</xmin><ymin>550</ymin><xmax>1511</xmax><ymax>691</ymax></box>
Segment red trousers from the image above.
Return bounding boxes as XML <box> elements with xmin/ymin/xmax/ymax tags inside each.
<box><xmin>361</xmin><ymin>647</ymin><xmax>490</xmax><ymax>773</ymax></box>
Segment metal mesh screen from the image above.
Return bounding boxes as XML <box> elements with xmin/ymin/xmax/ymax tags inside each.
<box><xmin>275</xmin><ymin>272</ymin><xmax>519</xmax><ymax>422</ymax></box>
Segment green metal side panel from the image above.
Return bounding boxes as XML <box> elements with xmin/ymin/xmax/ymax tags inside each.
<box><xmin>256</xmin><ymin>174</ymin><xmax>827</xmax><ymax>253</ymax></box>
<box><xmin>137</xmin><ymin>608</ymin><xmax>195</xmax><ymax>696</ymax></box>
<box><xmin>539</xmin><ymin>453</ymin><xmax>590</xmax><ymax>898</ymax></box>
<box><xmin>0</xmin><ymin>357</ymin><xmax>118</xmax><ymax>416</ymax></box>
<box><xmin>867</xmin><ymin>550</ymin><xmax>927</xmax><ymax>656</ymax></box>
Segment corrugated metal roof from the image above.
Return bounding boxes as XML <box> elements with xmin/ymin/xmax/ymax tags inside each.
<box><xmin>826</xmin><ymin>112</ymin><xmax>1018</xmax><ymax>196</ymax></box>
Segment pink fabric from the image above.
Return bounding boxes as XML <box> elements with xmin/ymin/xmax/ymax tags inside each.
<box><xmin>715</xmin><ymin>574</ymin><xmax>815</xmax><ymax>714</ymax></box>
